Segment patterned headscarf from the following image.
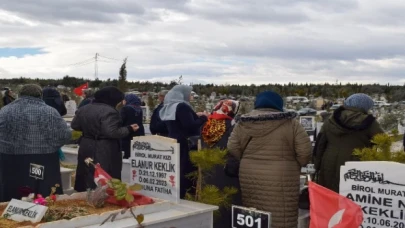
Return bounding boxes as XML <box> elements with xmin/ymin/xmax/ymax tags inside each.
<box><xmin>125</xmin><ymin>94</ymin><xmax>142</xmax><ymax>115</ymax></box>
<box><xmin>125</xmin><ymin>94</ymin><xmax>142</xmax><ymax>106</ymax></box>
<box><xmin>202</xmin><ymin>100</ymin><xmax>240</xmax><ymax>147</ymax></box>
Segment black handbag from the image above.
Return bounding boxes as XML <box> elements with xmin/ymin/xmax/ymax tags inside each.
<box><xmin>224</xmin><ymin>136</ymin><xmax>252</xmax><ymax>178</ymax></box>
<box><xmin>188</xmin><ymin>135</ymin><xmax>201</xmax><ymax>151</ymax></box>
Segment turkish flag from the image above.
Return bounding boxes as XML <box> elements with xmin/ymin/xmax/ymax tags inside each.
<box><xmin>93</xmin><ymin>163</ymin><xmax>154</xmax><ymax>207</ymax></box>
<box><xmin>309</xmin><ymin>181</ymin><xmax>363</xmax><ymax>228</ymax></box>
<box><xmin>73</xmin><ymin>82</ymin><xmax>88</xmax><ymax>96</ymax></box>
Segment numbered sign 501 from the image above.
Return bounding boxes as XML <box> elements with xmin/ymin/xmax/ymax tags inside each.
<box><xmin>29</xmin><ymin>163</ymin><xmax>44</xmax><ymax>180</ymax></box>
<box><xmin>232</xmin><ymin>205</ymin><xmax>271</xmax><ymax>228</ymax></box>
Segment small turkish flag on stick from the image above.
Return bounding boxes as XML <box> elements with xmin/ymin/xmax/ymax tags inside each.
<box><xmin>309</xmin><ymin>181</ymin><xmax>363</xmax><ymax>228</ymax></box>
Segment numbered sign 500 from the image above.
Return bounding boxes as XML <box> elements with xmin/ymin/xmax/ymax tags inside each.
<box><xmin>29</xmin><ymin>163</ymin><xmax>44</xmax><ymax>180</ymax></box>
<box><xmin>232</xmin><ymin>205</ymin><xmax>271</xmax><ymax>228</ymax></box>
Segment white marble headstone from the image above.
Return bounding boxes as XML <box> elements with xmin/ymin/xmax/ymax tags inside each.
<box><xmin>130</xmin><ymin>136</ymin><xmax>180</xmax><ymax>203</ymax></box>
<box><xmin>65</xmin><ymin>100</ymin><xmax>77</xmax><ymax>116</ymax></box>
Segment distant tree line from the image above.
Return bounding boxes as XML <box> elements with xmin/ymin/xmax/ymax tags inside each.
<box><xmin>1</xmin><ymin>76</ymin><xmax>405</xmax><ymax>102</ymax></box>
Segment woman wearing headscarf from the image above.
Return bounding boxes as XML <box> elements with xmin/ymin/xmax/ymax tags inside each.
<box><xmin>43</xmin><ymin>87</ymin><xmax>67</xmax><ymax>117</ymax></box>
<box><xmin>71</xmin><ymin>87</ymin><xmax>139</xmax><ymax>192</ymax></box>
<box><xmin>0</xmin><ymin>84</ymin><xmax>71</xmax><ymax>202</ymax></box>
<box><xmin>314</xmin><ymin>93</ymin><xmax>384</xmax><ymax>193</ymax></box>
<box><xmin>201</xmin><ymin>99</ymin><xmax>242</xmax><ymax>228</ymax></box>
<box><xmin>159</xmin><ymin>85</ymin><xmax>208</xmax><ymax>198</ymax></box>
<box><xmin>42</xmin><ymin>87</ymin><xmax>68</xmax><ymax>161</ymax></box>
<box><xmin>227</xmin><ymin>91</ymin><xmax>312</xmax><ymax>228</ymax></box>
<box><xmin>120</xmin><ymin>94</ymin><xmax>145</xmax><ymax>159</ymax></box>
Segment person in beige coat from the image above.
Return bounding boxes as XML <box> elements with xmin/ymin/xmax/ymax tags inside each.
<box><xmin>228</xmin><ymin>91</ymin><xmax>312</xmax><ymax>228</ymax></box>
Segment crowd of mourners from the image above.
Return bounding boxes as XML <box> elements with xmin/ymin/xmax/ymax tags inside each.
<box><xmin>0</xmin><ymin>83</ymin><xmax>404</xmax><ymax>228</ymax></box>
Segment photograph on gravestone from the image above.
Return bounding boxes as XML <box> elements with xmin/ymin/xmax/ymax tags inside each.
<box><xmin>1</xmin><ymin>199</ymin><xmax>48</xmax><ymax>223</ymax></box>
<box><xmin>340</xmin><ymin>161</ymin><xmax>405</xmax><ymax>228</ymax></box>
<box><xmin>231</xmin><ymin>205</ymin><xmax>271</xmax><ymax>228</ymax></box>
<box><xmin>129</xmin><ymin>136</ymin><xmax>180</xmax><ymax>203</ymax></box>
<box><xmin>299</xmin><ymin>116</ymin><xmax>315</xmax><ymax>131</ymax></box>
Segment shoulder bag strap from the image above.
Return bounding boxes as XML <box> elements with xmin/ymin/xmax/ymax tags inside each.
<box><xmin>240</xmin><ymin>136</ymin><xmax>252</xmax><ymax>159</ymax></box>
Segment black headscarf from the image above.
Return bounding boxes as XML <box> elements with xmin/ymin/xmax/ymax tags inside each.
<box><xmin>93</xmin><ymin>86</ymin><xmax>124</xmax><ymax>108</ymax></box>
<box><xmin>42</xmin><ymin>87</ymin><xmax>67</xmax><ymax>116</ymax></box>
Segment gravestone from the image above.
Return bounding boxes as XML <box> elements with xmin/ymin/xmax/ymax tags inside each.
<box><xmin>129</xmin><ymin>135</ymin><xmax>180</xmax><ymax>203</ymax></box>
<box><xmin>340</xmin><ymin>161</ymin><xmax>405</xmax><ymax>228</ymax></box>
<box><xmin>65</xmin><ymin>100</ymin><xmax>77</xmax><ymax>117</ymax></box>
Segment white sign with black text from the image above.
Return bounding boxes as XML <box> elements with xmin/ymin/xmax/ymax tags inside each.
<box><xmin>232</xmin><ymin>205</ymin><xmax>271</xmax><ymax>228</ymax></box>
<box><xmin>1</xmin><ymin>199</ymin><xmax>48</xmax><ymax>223</ymax></box>
<box><xmin>29</xmin><ymin>163</ymin><xmax>44</xmax><ymax>180</ymax></box>
<box><xmin>340</xmin><ymin>161</ymin><xmax>405</xmax><ymax>228</ymax></box>
<box><xmin>130</xmin><ymin>135</ymin><xmax>180</xmax><ymax>203</ymax></box>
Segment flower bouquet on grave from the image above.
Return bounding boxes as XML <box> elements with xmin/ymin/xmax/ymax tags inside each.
<box><xmin>84</xmin><ymin>158</ymin><xmax>154</xmax><ymax>208</ymax></box>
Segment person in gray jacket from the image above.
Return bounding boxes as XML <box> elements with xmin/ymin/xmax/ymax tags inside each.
<box><xmin>72</xmin><ymin>87</ymin><xmax>139</xmax><ymax>192</ymax></box>
<box><xmin>0</xmin><ymin>84</ymin><xmax>71</xmax><ymax>201</ymax></box>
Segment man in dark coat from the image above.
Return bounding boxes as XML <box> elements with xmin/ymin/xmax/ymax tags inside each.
<box><xmin>0</xmin><ymin>84</ymin><xmax>71</xmax><ymax>202</ymax></box>
<box><xmin>315</xmin><ymin>93</ymin><xmax>384</xmax><ymax>192</ymax></box>
<box><xmin>159</xmin><ymin>85</ymin><xmax>208</xmax><ymax>198</ymax></box>
<box><xmin>71</xmin><ymin>87</ymin><xmax>140</xmax><ymax>192</ymax></box>
<box><xmin>150</xmin><ymin>90</ymin><xmax>169</xmax><ymax>136</ymax></box>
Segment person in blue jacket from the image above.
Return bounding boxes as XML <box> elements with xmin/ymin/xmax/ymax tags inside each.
<box><xmin>120</xmin><ymin>94</ymin><xmax>145</xmax><ymax>158</ymax></box>
<box><xmin>159</xmin><ymin>85</ymin><xmax>208</xmax><ymax>198</ymax></box>
<box><xmin>150</xmin><ymin>90</ymin><xmax>169</xmax><ymax>136</ymax></box>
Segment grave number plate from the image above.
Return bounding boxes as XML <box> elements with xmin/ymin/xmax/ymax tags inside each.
<box><xmin>232</xmin><ymin>205</ymin><xmax>271</xmax><ymax>228</ymax></box>
<box><xmin>29</xmin><ymin>163</ymin><xmax>44</xmax><ymax>180</ymax></box>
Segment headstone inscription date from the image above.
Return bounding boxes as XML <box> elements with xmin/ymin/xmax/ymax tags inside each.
<box><xmin>232</xmin><ymin>205</ymin><xmax>271</xmax><ymax>228</ymax></box>
<box><xmin>130</xmin><ymin>136</ymin><xmax>180</xmax><ymax>203</ymax></box>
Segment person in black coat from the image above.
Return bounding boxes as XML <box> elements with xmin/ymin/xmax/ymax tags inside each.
<box><xmin>71</xmin><ymin>87</ymin><xmax>140</xmax><ymax>192</ymax></box>
<box><xmin>201</xmin><ymin>99</ymin><xmax>242</xmax><ymax>228</ymax></box>
<box><xmin>159</xmin><ymin>85</ymin><xmax>208</xmax><ymax>198</ymax></box>
<box><xmin>120</xmin><ymin>94</ymin><xmax>145</xmax><ymax>159</ymax></box>
<box><xmin>78</xmin><ymin>88</ymin><xmax>94</xmax><ymax>109</ymax></box>
<box><xmin>43</xmin><ymin>87</ymin><xmax>67</xmax><ymax>116</ymax></box>
<box><xmin>150</xmin><ymin>90</ymin><xmax>169</xmax><ymax>136</ymax></box>
<box><xmin>2</xmin><ymin>89</ymin><xmax>15</xmax><ymax>106</ymax></box>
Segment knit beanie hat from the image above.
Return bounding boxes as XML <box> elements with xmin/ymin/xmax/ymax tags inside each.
<box><xmin>254</xmin><ymin>91</ymin><xmax>284</xmax><ymax>111</ymax></box>
<box><xmin>344</xmin><ymin>93</ymin><xmax>374</xmax><ymax>112</ymax></box>
<box><xmin>20</xmin><ymin>84</ymin><xmax>43</xmax><ymax>98</ymax></box>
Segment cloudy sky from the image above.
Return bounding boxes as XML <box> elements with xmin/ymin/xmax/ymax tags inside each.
<box><xmin>1</xmin><ymin>0</ymin><xmax>405</xmax><ymax>85</ymax></box>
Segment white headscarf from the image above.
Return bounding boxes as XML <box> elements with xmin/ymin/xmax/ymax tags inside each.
<box><xmin>159</xmin><ymin>85</ymin><xmax>193</xmax><ymax>121</ymax></box>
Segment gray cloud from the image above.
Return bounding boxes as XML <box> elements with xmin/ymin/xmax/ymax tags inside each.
<box><xmin>1</xmin><ymin>0</ymin><xmax>405</xmax><ymax>85</ymax></box>
<box><xmin>0</xmin><ymin>0</ymin><xmax>145</xmax><ymax>23</ymax></box>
